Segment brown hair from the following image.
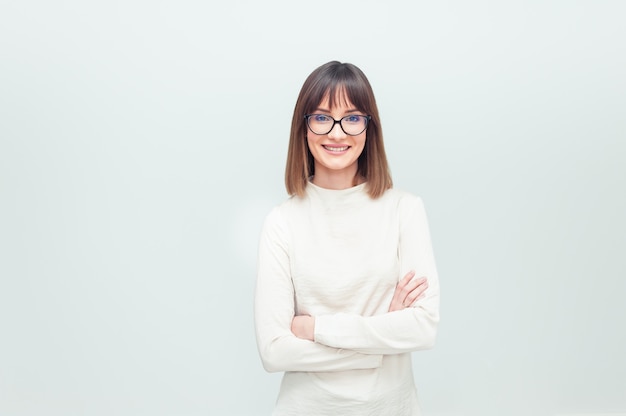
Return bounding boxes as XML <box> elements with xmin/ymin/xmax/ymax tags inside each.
<box><xmin>285</xmin><ymin>61</ymin><xmax>393</xmax><ymax>198</ymax></box>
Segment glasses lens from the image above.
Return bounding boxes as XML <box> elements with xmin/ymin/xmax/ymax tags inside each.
<box><xmin>306</xmin><ymin>114</ymin><xmax>369</xmax><ymax>135</ymax></box>
<box><xmin>341</xmin><ymin>115</ymin><xmax>368</xmax><ymax>135</ymax></box>
<box><xmin>307</xmin><ymin>114</ymin><xmax>333</xmax><ymax>135</ymax></box>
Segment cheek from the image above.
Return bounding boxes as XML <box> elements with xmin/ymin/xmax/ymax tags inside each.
<box><xmin>306</xmin><ymin>138</ymin><xmax>316</xmax><ymax>153</ymax></box>
<box><xmin>356</xmin><ymin>136</ymin><xmax>367</xmax><ymax>151</ymax></box>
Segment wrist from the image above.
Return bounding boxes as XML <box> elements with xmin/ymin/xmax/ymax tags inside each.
<box><xmin>292</xmin><ymin>315</ymin><xmax>316</xmax><ymax>341</ymax></box>
<box><xmin>308</xmin><ymin>316</ymin><xmax>316</xmax><ymax>341</ymax></box>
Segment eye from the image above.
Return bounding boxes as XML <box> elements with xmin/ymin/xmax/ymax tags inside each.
<box><xmin>313</xmin><ymin>114</ymin><xmax>332</xmax><ymax>123</ymax></box>
<box><xmin>344</xmin><ymin>115</ymin><xmax>362</xmax><ymax>123</ymax></box>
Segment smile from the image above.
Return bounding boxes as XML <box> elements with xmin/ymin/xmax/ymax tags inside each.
<box><xmin>322</xmin><ymin>145</ymin><xmax>350</xmax><ymax>152</ymax></box>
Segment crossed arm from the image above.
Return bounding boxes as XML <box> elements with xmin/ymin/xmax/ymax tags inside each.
<box><xmin>254</xmin><ymin>195</ymin><xmax>439</xmax><ymax>372</ymax></box>
<box><xmin>291</xmin><ymin>270</ymin><xmax>429</xmax><ymax>341</ymax></box>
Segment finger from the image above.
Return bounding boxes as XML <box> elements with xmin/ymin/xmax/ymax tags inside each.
<box><xmin>403</xmin><ymin>281</ymin><xmax>429</xmax><ymax>307</ymax></box>
<box><xmin>401</xmin><ymin>277</ymin><xmax>428</xmax><ymax>305</ymax></box>
<box><xmin>399</xmin><ymin>276</ymin><xmax>426</xmax><ymax>299</ymax></box>
<box><xmin>391</xmin><ymin>271</ymin><xmax>416</xmax><ymax>304</ymax></box>
<box><xmin>398</xmin><ymin>270</ymin><xmax>416</xmax><ymax>288</ymax></box>
<box><xmin>396</xmin><ymin>278</ymin><xmax>425</xmax><ymax>308</ymax></box>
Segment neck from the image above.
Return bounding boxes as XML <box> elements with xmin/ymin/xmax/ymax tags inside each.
<box><xmin>311</xmin><ymin>165</ymin><xmax>364</xmax><ymax>190</ymax></box>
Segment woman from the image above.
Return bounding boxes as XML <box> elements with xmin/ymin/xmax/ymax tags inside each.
<box><xmin>254</xmin><ymin>61</ymin><xmax>440</xmax><ymax>415</ymax></box>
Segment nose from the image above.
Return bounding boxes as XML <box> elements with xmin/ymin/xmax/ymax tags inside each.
<box><xmin>327</xmin><ymin>121</ymin><xmax>347</xmax><ymax>140</ymax></box>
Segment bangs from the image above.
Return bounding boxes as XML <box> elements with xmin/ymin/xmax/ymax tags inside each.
<box><xmin>304</xmin><ymin>68</ymin><xmax>373</xmax><ymax>114</ymax></box>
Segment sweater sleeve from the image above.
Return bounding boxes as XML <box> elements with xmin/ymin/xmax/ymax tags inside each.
<box><xmin>254</xmin><ymin>206</ymin><xmax>384</xmax><ymax>372</ymax></box>
<box><xmin>313</xmin><ymin>195</ymin><xmax>440</xmax><ymax>355</ymax></box>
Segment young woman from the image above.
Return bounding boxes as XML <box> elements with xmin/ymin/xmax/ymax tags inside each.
<box><xmin>254</xmin><ymin>61</ymin><xmax>440</xmax><ymax>415</ymax></box>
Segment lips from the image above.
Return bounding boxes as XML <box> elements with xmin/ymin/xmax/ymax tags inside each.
<box><xmin>322</xmin><ymin>145</ymin><xmax>350</xmax><ymax>152</ymax></box>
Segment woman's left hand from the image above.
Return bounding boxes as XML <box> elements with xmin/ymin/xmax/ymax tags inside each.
<box><xmin>291</xmin><ymin>315</ymin><xmax>315</xmax><ymax>341</ymax></box>
<box><xmin>388</xmin><ymin>270</ymin><xmax>429</xmax><ymax>312</ymax></box>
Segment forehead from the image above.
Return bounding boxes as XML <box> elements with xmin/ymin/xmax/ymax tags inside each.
<box><xmin>317</xmin><ymin>86</ymin><xmax>355</xmax><ymax>109</ymax></box>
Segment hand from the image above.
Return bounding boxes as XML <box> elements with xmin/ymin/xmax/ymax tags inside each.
<box><xmin>291</xmin><ymin>315</ymin><xmax>315</xmax><ymax>341</ymax></box>
<box><xmin>388</xmin><ymin>270</ymin><xmax>428</xmax><ymax>312</ymax></box>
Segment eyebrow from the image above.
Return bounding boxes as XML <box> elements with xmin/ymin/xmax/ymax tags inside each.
<box><xmin>315</xmin><ymin>107</ymin><xmax>361</xmax><ymax>114</ymax></box>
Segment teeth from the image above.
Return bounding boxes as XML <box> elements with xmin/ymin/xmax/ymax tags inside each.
<box><xmin>324</xmin><ymin>145</ymin><xmax>349</xmax><ymax>152</ymax></box>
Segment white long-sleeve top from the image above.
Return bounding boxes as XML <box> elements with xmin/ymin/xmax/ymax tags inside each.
<box><xmin>254</xmin><ymin>182</ymin><xmax>440</xmax><ymax>416</ymax></box>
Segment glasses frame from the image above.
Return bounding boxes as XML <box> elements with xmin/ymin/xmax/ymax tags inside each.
<box><xmin>304</xmin><ymin>114</ymin><xmax>372</xmax><ymax>136</ymax></box>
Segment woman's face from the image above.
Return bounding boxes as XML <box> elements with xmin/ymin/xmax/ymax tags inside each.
<box><xmin>306</xmin><ymin>92</ymin><xmax>367</xmax><ymax>181</ymax></box>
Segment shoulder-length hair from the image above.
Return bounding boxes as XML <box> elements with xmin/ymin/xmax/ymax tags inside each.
<box><xmin>285</xmin><ymin>61</ymin><xmax>393</xmax><ymax>199</ymax></box>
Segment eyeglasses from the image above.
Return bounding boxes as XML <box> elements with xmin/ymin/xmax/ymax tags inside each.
<box><xmin>304</xmin><ymin>114</ymin><xmax>371</xmax><ymax>136</ymax></box>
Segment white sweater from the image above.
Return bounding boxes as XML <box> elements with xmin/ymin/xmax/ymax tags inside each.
<box><xmin>254</xmin><ymin>182</ymin><xmax>440</xmax><ymax>416</ymax></box>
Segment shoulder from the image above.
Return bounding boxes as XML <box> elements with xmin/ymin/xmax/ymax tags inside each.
<box><xmin>378</xmin><ymin>188</ymin><xmax>429</xmax><ymax>227</ymax></box>
<box><xmin>380</xmin><ymin>187</ymin><xmax>425</xmax><ymax>211</ymax></box>
<box><xmin>260</xmin><ymin>195</ymin><xmax>301</xmax><ymax>233</ymax></box>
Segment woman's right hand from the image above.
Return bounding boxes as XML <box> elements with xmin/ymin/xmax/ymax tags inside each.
<box><xmin>388</xmin><ymin>270</ymin><xmax>429</xmax><ymax>312</ymax></box>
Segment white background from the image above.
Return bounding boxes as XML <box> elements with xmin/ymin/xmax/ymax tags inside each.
<box><xmin>1</xmin><ymin>1</ymin><xmax>624</xmax><ymax>415</ymax></box>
